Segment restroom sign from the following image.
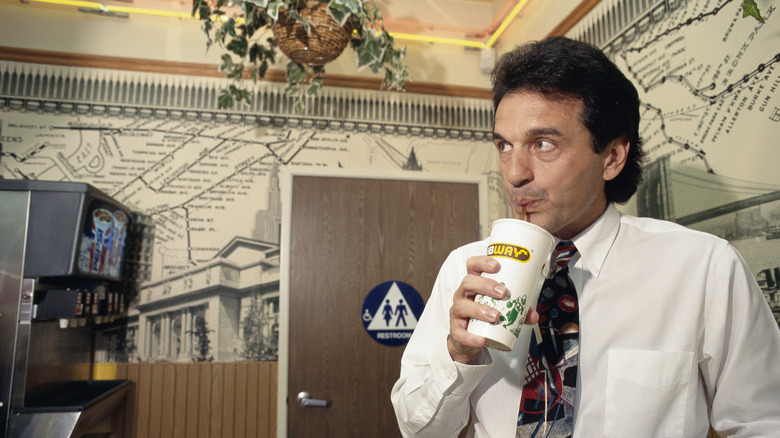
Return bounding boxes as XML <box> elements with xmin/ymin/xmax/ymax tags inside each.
<box><xmin>362</xmin><ymin>281</ymin><xmax>425</xmax><ymax>346</ymax></box>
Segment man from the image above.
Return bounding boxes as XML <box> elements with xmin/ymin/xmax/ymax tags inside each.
<box><xmin>391</xmin><ymin>36</ymin><xmax>780</xmax><ymax>437</ymax></box>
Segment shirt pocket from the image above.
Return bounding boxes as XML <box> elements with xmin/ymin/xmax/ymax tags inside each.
<box><xmin>604</xmin><ymin>349</ymin><xmax>693</xmax><ymax>438</ymax></box>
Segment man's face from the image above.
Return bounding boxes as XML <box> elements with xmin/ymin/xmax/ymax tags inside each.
<box><xmin>493</xmin><ymin>91</ymin><xmax>625</xmax><ymax>240</ymax></box>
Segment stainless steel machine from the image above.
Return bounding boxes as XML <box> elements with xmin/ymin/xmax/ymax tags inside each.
<box><xmin>0</xmin><ymin>180</ymin><xmax>136</xmax><ymax>438</ymax></box>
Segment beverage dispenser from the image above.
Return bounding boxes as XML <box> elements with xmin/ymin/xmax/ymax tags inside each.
<box><xmin>0</xmin><ymin>180</ymin><xmax>139</xmax><ymax>438</ymax></box>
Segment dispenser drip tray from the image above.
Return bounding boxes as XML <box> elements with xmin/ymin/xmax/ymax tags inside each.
<box><xmin>9</xmin><ymin>380</ymin><xmax>132</xmax><ymax>438</ymax></box>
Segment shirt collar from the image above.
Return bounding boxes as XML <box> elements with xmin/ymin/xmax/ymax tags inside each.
<box><xmin>566</xmin><ymin>203</ymin><xmax>620</xmax><ymax>278</ymax></box>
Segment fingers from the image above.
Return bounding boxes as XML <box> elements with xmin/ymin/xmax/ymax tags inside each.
<box><xmin>447</xmin><ymin>256</ymin><xmax>506</xmax><ymax>363</ymax></box>
<box><xmin>466</xmin><ymin>255</ymin><xmax>501</xmax><ymax>276</ymax></box>
<box><xmin>525</xmin><ymin>307</ymin><xmax>539</xmax><ymax>325</ymax></box>
<box><xmin>448</xmin><ymin>294</ymin><xmax>497</xmax><ymax>363</ymax></box>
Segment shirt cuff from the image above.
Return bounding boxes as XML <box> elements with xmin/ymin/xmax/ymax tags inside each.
<box><xmin>431</xmin><ymin>341</ymin><xmax>494</xmax><ymax>397</ymax></box>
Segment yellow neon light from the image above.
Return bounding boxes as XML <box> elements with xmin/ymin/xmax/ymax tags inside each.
<box><xmin>26</xmin><ymin>0</ymin><xmax>527</xmax><ymax>49</ymax></box>
<box><xmin>28</xmin><ymin>0</ymin><xmax>194</xmax><ymax>19</ymax></box>
<box><xmin>388</xmin><ymin>32</ymin><xmax>485</xmax><ymax>49</ymax></box>
<box><xmin>29</xmin><ymin>0</ymin><xmax>101</xmax><ymax>8</ymax></box>
<box><xmin>103</xmin><ymin>6</ymin><xmax>193</xmax><ymax>19</ymax></box>
<box><xmin>485</xmin><ymin>0</ymin><xmax>531</xmax><ymax>48</ymax></box>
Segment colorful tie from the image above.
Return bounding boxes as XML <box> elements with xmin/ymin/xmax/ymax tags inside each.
<box><xmin>517</xmin><ymin>241</ymin><xmax>579</xmax><ymax>438</ymax></box>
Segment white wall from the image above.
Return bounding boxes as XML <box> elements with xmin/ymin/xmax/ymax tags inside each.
<box><xmin>0</xmin><ymin>0</ymin><xmax>581</xmax><ymax>90</ymax></box>
<box><xmin>0</xmin><ymin>0</ymin><xmax>495</xmax><ymax>89</ymax></box>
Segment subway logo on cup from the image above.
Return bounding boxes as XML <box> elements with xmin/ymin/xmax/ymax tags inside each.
<box><xmin>487</xmin><ymin>243</ymin><xmax>531</xmax><ymax>262</ymax></box>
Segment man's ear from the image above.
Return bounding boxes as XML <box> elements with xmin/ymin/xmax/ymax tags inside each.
<box><xmin>603</xmin><ymin>136</ymin><xmax>629</xmax><ymax>181</ymax></box>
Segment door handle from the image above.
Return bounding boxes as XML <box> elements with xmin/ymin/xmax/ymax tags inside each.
<box><xmin>297</xmin><ymin>391</ymin><xmax>330</xmax><ymax>407</ymax></box>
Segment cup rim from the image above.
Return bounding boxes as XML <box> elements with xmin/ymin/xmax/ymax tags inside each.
<box><xmin>489</xmin><ymin>218</ymin><xmax>554</xmax><ymax>243</ymax></box>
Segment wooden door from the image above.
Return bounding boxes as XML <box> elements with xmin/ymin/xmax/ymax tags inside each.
<box><xmin>285</xmin><ymin>173</ymin><xmax>482</xmax><ymax>437</ymax></box>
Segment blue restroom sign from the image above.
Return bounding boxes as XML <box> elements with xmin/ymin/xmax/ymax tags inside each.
<box><xmin>362</xmin><ymin>281</ymin><xmax>425</xmax><ymax>346</ymax></box>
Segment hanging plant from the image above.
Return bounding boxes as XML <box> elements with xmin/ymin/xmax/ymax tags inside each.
<box><xmin>192</xmin><ymin>0</ymin><xmax>410</xmax><ymax>109</ymax></box>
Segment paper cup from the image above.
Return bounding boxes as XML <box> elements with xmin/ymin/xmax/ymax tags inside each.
<box><xmin>90</xmin><ymin>208</ymin><xmax>115</xmax><ymax>274</ymax></box>
<box><xmin>107</xmin><ymin>209</ymin><xmax>127</xmax><ymax>276</ymax></box>
<box><xmin>467</xmin><ymin>219</ymin><xmax>555</xmax><ymax>351</ymax></box>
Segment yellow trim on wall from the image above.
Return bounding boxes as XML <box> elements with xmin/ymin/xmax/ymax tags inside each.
<box><xmin>93</xmin><ymin>362</ymin><xmax>119</xmax><ymax>380</ymax></box>
<box><xmin>24</xmin><ymin>0</ymin><xmax>533</xmax><ymax>49</ymax></box>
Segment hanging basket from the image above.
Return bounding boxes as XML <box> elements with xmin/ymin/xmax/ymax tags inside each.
<box><xmin>272</xmin><ymin>2</ymin><xmax>353</xmax><ymax>66</ymax></box>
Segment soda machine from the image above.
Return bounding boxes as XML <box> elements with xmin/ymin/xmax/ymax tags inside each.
<box><xmin>0</xmin><ymin>180</ymin><xmax>140</xmax><ymax>438</ymax></box>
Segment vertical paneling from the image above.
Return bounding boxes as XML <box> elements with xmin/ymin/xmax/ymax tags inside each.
<box><xmin>234</xmin><ymin>362</ymin><xmax>248</xmax><ymax>438</ymax></box>
<box><xmin>148</xmin><ymin>364</ymin><xmax>164</xmax><ymax>435</ymax></box>
<box><xmin>209</xmin><ymin>363</ymin><xmax>223</xmax><ymax>437</ymax></box>
<box><xmin>269</xmin><ymin>363</ymin><xmax>278</xmax><ymax>438</ymax></box>
<box><xmin>107</xmin><ymin>362</ymin><xmax>277</xmax><ymax>438</ymax></box>
<box><xmin>173</xmin><ymin>364</ymin><xmax>188</xmax><ymax>438</ymax></box>
<box><xmin>198</xmin><ymin>363</ymin><xmax>212</xmax><ymax>438</ymax></box>
<box><xmin>136</xmin><ymin>363</ymin><xmax>153</xmax><ymax>436</ymax></box>
<box><xmin>186</xmin><ymin>363</ymin><xmax>201</xmax><ymax>438</ymax></box>
<box><xmin>257</xmin><ymin>360</ymin><xmax>273</xmax><ymax>437</ymax></box>
<box><xmin>245</xmin><ymin>361</ymin><xmax>260</xmax><ymax>437</ymax></box>
<box><xmin>221</xmin><ymin>363</ymin><xmax>236</xmax><ymax>438</ymax></box>
<box><xmin>161</xmin><ymin>364</ymin><xmax>177</xmax><ymax>437</ymax></box>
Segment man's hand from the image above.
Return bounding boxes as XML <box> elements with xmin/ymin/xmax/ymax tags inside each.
<box><xmin>447</xmin><ymin>256</ymin><xmax>539</xmax><ymax>364</ymax></box>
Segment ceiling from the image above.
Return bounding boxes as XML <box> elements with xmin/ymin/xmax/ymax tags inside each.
<box><xmin>378</xmin><ymin>0</ymin><xmax>591</xmax><ymax>49</ymax></box>
<box><xmin>18</xmin><ymin>0</ymin><xmax>592</xmax><ymax>50</ymax></box>
<box><xmin>379</xmin><ymin>0</ymin><xmax>511</xmax><ymax>38</ymax></box>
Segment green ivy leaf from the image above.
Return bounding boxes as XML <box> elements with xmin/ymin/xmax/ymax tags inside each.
<box><xmin>243</xmin><ymin>5</ymin><xmax>258</xmax><ymax>32</ymax></box>
<box><xmin>226</xmin><ymin>37</ymin><xmax>249</xmax><ymax>58</ymax></box>
<box><xmin>326</xmin><ymin>3</ymin><xmax>350</xmax><ymax>27</ymax></box>
<box><xmin>227</xmin><ymin>66</ymin><xmax>244</xmax><ymax>81</ymax></box>
<box><xmin>248</xmin><ymin>43</ymin><xmax>262</xmax><ymax>63</ymax></box>
<box><xmin>219</xmin><ymin>53</ymin><xmax>235</xmax><ymax>72</ymax></box>
<box><xmin>370</xmin><ymin>2</ymin><xmax>382</xmax><ymax>21</ymax></box>
<box><xmin>218</xmin><ymin>89</ymin><xmax>235</xmax><ymax>109</ymax></box>
<box><xmin>328</xmin><ymin>0</ymin><xmax>362</xmax><ymax>24</ymax></box>
<box><xmin>742</xmin><ymin>0</ymin><xmax>765</xmax><ymax>23</ymax></box>
<box><xmin>266</xmin><ymin>1</ymin><xmax>283</xmax><ymax>21</ymax></box>
<box><xmin>201</xmin><ymin>21</ymin><xmax>214</xmax><ymax>48</ymax></box>
<box><xmin>288</xmin><ymin>61</ymin><xmax>307</xmax><ymax>81</ymax></box>
<box><xmin>245</xmin><ymin>0</ymin><xmax>269</xmax><ymax>8</ymax></box>
<box><xmin>288</xmin><ymin>10</ymin><xmax>311</xmax><ymax>34</ymax></box>
<box><xmin>285</xmin><ymin>83</ymin><xmax>300</xmax><ymax>95</ymax></box>
<box><xmin>355</xmin><ymin>35</ymin><xmax>385</xmax><ymax>72</ymax></box>
<box><xmin>218</xmin><ymin>86</ymin><xmax>251</xmax><ymax>109</ymax></box>
<box><xmin>215</xmin><ymin>18</ymin><xmax>236</xmax><ymax>44</ymax></box>
<box><xmin>193</xmin><ymin>0</ymin><xmax>211</xmax><ymax>20</ymax></box>
<box><xmin>343</xmin><ymin>0</ymin><xmax>363</xmax><ymax>15</ymax></box>
<box><xmin>235</xmin><ymin>87</ymin><xmax>252</xmax><ymax>106</ymax></box>
<box><xmin>307</xmin><ymin>77</ymin><xmax>323</xmax><ymax>95</ymax></box>
<box><xmin>196</xmin><ymin>0</ymin><xmax>409</xmax><ymax>109</ymax></box>
<box><xmin>257</xmin><ymin>60</ymin><xmax>269</xmax><ymax>79</ymax></box>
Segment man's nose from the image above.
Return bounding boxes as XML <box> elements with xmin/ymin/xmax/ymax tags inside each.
<box><xmin>505</xmin><ymin>150</ymin><xmax>533</xmax><ymax>187</ymax></box>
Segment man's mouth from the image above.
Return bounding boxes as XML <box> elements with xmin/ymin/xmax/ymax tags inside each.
<box><xmin>517</xmin><ymin>199</ymin><xmax>538</xmax><ymax>211</ymax></box>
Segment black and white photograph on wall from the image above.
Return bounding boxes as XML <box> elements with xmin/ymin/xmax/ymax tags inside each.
<box><xmin>0</xmin><ymin>70</ymin><xmax>502</xmax><ymax>363</ymax></box>
<box><xmin>568</xmin><ymin>0</ymin><xmax>780</xmax><ymax>326</ymax></box>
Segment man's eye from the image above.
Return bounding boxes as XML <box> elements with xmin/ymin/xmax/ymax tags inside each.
<box><xmin>496</xmin><ymin>142</ymin><xmax>512</xmax><ymax>152</ymax></box>
<box><xmin>536</xmin><ymin>140</ymin><xmax>555</xmax><ymax>152</ymax></box>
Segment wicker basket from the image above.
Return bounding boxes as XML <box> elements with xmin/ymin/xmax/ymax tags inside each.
<box><xmin>272</xmin><ymin>2</ymin><xmax>353</xmax><ymax>66</ymax></box>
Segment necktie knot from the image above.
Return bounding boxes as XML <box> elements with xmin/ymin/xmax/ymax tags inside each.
<box><xmin>555</xmin><ymin>241</ymin><xmax>577</xmax><ymax>268</ymax></box>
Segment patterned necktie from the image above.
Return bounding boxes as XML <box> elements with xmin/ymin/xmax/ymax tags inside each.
<box><xmin>517</xmin><ymin>241</ymin><xmax>579</xmax><ymax>438</ymax></box>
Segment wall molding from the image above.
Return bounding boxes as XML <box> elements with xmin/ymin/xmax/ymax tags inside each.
<box><xmin>0</xmin><ymin>46</ymin><xmax>492</xmax><ymax>100</ymax></box>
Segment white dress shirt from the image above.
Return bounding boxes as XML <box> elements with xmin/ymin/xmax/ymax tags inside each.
<box><xmin>391</xmin><ymin>204</ymin><xmax>780</xmax><ymax>437</ymax></box>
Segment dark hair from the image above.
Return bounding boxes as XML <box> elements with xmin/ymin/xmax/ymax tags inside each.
<box><xmin>491</xmin><ymin>36</ymin><xmax>645</xmax><ymax>204</ymax></box>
